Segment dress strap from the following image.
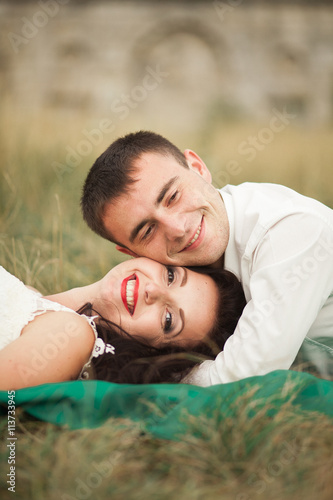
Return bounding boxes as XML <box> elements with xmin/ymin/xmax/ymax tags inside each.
<box><xmin>78</xmin><ymin>315</ymin><xmax>116</xmax><ymax>380</ymax></box>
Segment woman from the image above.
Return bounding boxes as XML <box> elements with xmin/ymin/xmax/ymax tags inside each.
<box><xmin>0</xmin><ymin>258</ymin><xmax>246</xmax><ymax>389</ymax></box>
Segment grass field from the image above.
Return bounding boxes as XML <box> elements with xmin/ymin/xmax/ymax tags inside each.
<box><xmin>1</xmin><ymin>104</ymin><xmax>333</xmax><ymax>499</ymax></box>
<box><xmin>1</xmin><ymin>386</ymin><xmax>333</xmax><ymax>500</ymax></box>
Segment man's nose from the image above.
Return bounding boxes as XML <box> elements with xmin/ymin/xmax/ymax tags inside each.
<box><xmin>162</xmin><ymin>213</ymin><xmax>186</xmax><ymax>240</ymax></box>
<box><xmin>145</xmin><ymin>282</ymin><xmax>169</xmax><ymax>305</ymax></box>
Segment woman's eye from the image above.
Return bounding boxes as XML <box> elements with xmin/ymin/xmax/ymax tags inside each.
<box><xmin>164</xmin><ymin>310</ymin><xmax>173</xmax><ymax>333</ymax></box>
<box><xmin>167</xmin><ymin>267</ymin><xmax>175</xmax><ymax>285</ymax></box>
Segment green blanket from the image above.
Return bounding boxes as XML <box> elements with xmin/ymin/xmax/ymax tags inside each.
<box><xmin>1</xmin><ymin>370</ymin><xmax>332</xmax><ymax>440</ymax></box>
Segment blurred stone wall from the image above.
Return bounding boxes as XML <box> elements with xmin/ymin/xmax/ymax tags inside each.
<box><xmin>0</xmin><ymin>0</ymin><xmax>333</xmax><ymax>131</ymax></box>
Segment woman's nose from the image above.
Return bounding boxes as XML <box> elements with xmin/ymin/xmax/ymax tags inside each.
<box><xmin>145</xmin><ymin>282</ymin><xmax>168</xmax><ymax>305</ymax></box>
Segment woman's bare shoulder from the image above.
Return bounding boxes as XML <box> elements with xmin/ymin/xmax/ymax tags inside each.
<box><xmin>0</xmin><ymin>310</ymin><xmax>96</xmax><ymax>390</ymax></box>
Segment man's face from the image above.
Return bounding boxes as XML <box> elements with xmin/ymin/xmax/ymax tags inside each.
<box><xmin>102</xmin><ymin>150</ymin><xmax>229</xmax><ymax>266</ymax></box>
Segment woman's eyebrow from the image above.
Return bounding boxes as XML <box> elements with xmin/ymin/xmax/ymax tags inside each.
<box><xmin>171</xmin><ymin>308</ymin><xmax>185</xmax><ymax>339</ymax></box>
<box><xmin>180</xmin><ymin>267</ymin><xmax>188</xmax><ymax>287</ymax></box>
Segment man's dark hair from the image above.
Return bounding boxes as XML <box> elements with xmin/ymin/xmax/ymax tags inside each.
<box><xmin>81</xmin><ymin>131</ymin><xmax>188</xmax><ymax>241</ymax></box>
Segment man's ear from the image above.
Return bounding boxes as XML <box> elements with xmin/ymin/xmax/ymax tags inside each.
<box><xmin>183</xmin><ymin>149</ymin><xmax>212</xmax><ymax>183</ymax></box>
<box><xmin>115</xmin><ymin>245</ymin><xmax>139</xmax><ymax>258</ymax></box>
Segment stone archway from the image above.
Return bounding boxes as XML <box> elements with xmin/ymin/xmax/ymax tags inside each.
<box><xmin>129</xmin><ymin>17</ymin><xmax>231</xmax><ymax>130</ymax></box>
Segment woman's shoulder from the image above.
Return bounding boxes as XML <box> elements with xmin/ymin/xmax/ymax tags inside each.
<box><xmin>0</xmin><ymin>311</ymin><xmax>97</xmax><ymax>390</ymax></box>
<box><xmin>38</xmin><ymin>310</ymin><xmax>98</xmax><ymax>379</ymax></box>
<box><xmin>0</xmin><ymin>265</ymin><xmax>97</xmax><ymax>350</ymax></box>
<box><xmin>23</xmin><ymin>309</ymin><xmax>97</xmax><ymax>351</ymax></box>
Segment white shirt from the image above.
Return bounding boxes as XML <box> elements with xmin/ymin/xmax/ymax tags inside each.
<box><xmin>188</xmin><ymin>183</ymin><xmax>333</xmax><ymax>386</ymax></box>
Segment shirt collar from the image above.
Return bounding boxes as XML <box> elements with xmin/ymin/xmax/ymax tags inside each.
<box><xmin>219</xmin><ymin>188</ymin><xmax>240</xmax><ymax>279</ymax></box>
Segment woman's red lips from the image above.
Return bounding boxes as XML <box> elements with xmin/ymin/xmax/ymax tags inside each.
<box><xmin>121</xmin><ymin>274</ymin><xmax>139</xmax><ymax>316</ymax></box>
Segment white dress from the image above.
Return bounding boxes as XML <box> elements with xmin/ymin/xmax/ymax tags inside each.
<box><xmin>0</xmin><ymin>266</ymin><xmax>99</xmax><ymax>379</ymax></box>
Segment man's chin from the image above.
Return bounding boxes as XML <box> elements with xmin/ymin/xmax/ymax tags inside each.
<box><xmin>174</xmin><ymin>253</ymin><xmax>211</xmax><ymax>267</ymax></box>
<box><xmin>176</xmin><ymin>247</ymin><xmax>224</xmax><ymax>267</ymax></box>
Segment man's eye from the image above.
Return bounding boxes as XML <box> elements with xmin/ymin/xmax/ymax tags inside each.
<box><xmin>142</xmin><ymin>225</ymin><xmax>154</xmax><ymax>240</ymax></box>
<box><xmin>166</xmin><ymin>267</ymin><xmax>175</xmax><ymax>285</ymax></box>
<box><xmin>168</xmin><ymin>191</ymin><xmax>178</xmax><ymax>206</ymax></box>
<box><xmin>164</xmin><ymin>310</ymin><xmax>173</xmax><ymax>333</ymax></box>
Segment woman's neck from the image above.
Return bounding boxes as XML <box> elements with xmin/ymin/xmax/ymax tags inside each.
<box><xmin>45</xmin><ymin>281</ymin><xmax>101</xmax><ymax>312</ymax></box>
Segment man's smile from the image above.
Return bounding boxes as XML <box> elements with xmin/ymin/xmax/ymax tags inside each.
<box><xmin>180</xmin><ymin>216</ymin><xmax>205</xmax><ymax>252</ymax></box>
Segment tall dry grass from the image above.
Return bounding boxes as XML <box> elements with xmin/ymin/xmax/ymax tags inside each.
<box><xmin>0</xmin><ymin>106</ymin><xmax>333</xmax><ymax>291</ymax></box>
<box><xmin>0</xmin><ymin>103</ymin><xmax>125</xmax><ymax>292</ymax></box>
<box><xmin>1</xmin><ymin>101</ymin><xmax>332</xmax><ymax>294</ymax></box>
<box><xmin>1</xmin><ymin>107</ymin><xmax>332</xmax><ymax>290</ymax></box>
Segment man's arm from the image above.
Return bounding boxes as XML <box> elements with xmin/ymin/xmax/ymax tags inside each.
<box><xmin>193</xmin><ymin>212</ymin><xmax>333</xmax><ymax>385</ymax></box>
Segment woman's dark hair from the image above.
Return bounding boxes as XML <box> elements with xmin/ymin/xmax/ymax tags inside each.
<box><xmin>77</xmin><ymin>267</ymin><xmax>246</xmax><ymax>384</ymax></box>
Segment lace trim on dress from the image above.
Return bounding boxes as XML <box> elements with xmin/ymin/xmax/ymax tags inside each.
<box><xmin>77</xmin><ymin>316</ymin><xmax>116</xmax><ymax>380</ymax></box>
<box><xmin>78</xmin><ymin>315</ymin><xmax>98</xmax><ymax>380</ymax></box>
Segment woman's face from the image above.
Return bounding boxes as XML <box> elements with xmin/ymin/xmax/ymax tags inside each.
<box><xmin>96</xmin><ymin>258</ymin><xmax>218</xmax><ymax>347</ymax></box>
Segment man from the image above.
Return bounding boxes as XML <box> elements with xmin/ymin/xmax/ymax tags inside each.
<box><xmin>81</xmin><ymin>131</ymin><xmax>333</xmax><ymax>385</ymax></box>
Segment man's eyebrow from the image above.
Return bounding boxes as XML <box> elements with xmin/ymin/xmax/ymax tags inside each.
<box><xmin>129</xmin><ymin>218</ymin><xmax>150</xmax><ymax>243</ymax></box>
<box><xmin>129</xmin><ymin>176</ymin><xmax>179</xmax><ymax>243</ymax></box>
<box><xmin>155</xmin><ymin>176</ymin><xmax>179</xmax><ymax>205</ymax></box>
